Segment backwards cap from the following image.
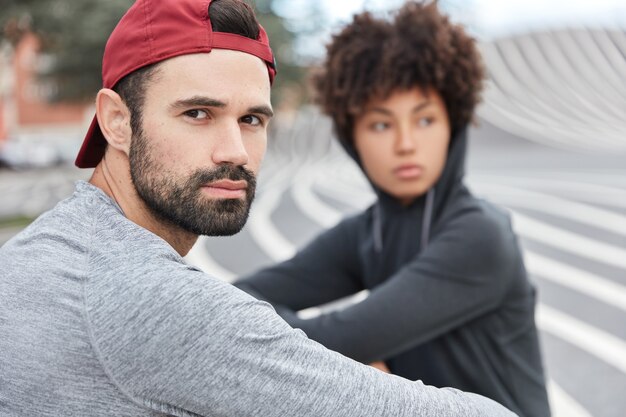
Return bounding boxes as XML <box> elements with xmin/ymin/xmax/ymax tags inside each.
<box><xmin>75</xmin><ymin>0</ymin><xmax>276</xmax><ymax>168</ymax></box>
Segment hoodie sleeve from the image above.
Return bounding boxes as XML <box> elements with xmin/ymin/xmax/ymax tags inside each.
<box><xmin>234</xmin><ymin>215</ymin><xmax>365</xmax><ymax>310</ymax></box>
<box><xmin>266</xmin><ymin>209</ymin><xmax>520</xmax><ymax>363</ymax></box>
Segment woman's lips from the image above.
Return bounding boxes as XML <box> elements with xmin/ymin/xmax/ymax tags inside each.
<box><xmin>393</xmin><ymin>164</ymin><xmax>423</xmax><ymax>180</ymax></box>
<box><xmin>201</xmin><ymin>180</ymin><xmax>247</xmax><ymax>199</ymax></box>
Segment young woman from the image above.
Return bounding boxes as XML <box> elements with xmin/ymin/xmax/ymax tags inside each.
<box><xmin>236</xmin><ymin>3</ymin><xmax>550</xmax><ymax>416</ymax></box>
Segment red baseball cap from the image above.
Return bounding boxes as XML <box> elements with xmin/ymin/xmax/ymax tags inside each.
<box><xmin>75</xmin><ymin>0</ymin><xmax>277</xmax><ymax>168</ymax></box>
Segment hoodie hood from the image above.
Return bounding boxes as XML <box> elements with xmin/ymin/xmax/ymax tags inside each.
<box><xmin>339</xmin><ymin>126</ymin><xmax>469</xmax><ymax>252</ymax></box>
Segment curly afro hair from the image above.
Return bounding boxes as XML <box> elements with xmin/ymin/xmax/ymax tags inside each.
<box><xmin>311</xmin><ymin>1</ymin><xmax>485</xmax><ymax>143</ymax></box>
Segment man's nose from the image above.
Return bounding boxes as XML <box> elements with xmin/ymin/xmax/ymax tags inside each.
<box><xmin>211</xmin><ymin>122</ymin><xmax>249</xmax><ymax>166</ymax></box>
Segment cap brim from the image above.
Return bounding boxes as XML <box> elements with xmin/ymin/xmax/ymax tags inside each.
<box><xmin>75</xmin><ymin>115</ymin><xmax>107</xmax><ymax>168</ymax></box>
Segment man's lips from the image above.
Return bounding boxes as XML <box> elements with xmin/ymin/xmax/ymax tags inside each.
<box><xmin>201</xmin><ymin>179</ymin><xmax>247</xmax><ymax>199</ymax></box>
<box><xmin>393</xmin><ymin>164</ymin><xmax>423</xmax><ymax>180</ymax></box>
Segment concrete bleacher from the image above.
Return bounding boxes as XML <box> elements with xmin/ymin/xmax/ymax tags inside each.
<box><xmin>477</xmin><ymin>28</ymin><xmax>626</xmax><ymax>152</ymax></box>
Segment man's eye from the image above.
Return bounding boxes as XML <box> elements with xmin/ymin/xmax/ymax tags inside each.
<box><xmin>241</xmin><ymin>115</ymin><xmax>262</xmax><ymax>126</ymax></box>
<box><xmin>184</xmin><ymin>109</ymin><xmax>209</xmax><ymax>119</ymax></box>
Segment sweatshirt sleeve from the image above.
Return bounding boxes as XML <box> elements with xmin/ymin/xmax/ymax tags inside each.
<box><xmin>234</xmin><ymin>216</ymin><xmax>364</xmax><ymax>310</ymax></box>
<box><xmin>274</xmin><ymin>211</ymin><xmax>519</xmax><ymax>363</ymax></box>
<box><xmin>86</xmin><ymin>260</ymin><xmax>517</xmax><ymax>417</ymax></box>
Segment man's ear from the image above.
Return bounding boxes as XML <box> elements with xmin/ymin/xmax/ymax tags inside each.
<box><xmin>96</xmin><ymin>88</ymin><xmax>132</xmax><ymax>155</ymax></box>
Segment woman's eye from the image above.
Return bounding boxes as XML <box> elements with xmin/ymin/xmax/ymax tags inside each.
<box><xmin>241</xmin><ymin>115</ymin><xmax>262</xmax><ymax>126</ymax></box>
<box><xmin>184</xmin><ymin>109</ymin><xmax>209</xmax><ymax>120</ymax></box>
<box><xmin>418</xmin><ymin>117</ymin><xmax>433</xmax><ymax>127</ymax></box>
<box><xmin>370</xmin><ymin>122</ymin><xmax>389</xmax><ymax>132</ymax></box>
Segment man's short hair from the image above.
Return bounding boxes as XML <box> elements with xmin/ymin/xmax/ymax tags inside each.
<box><xmin>75</xmin><ymin>0</ymin><xmax>276</xmax><ymax>168</ymax></box>
<box><xmin>113</xmin><ymin>0</ymin><xmax>262</xmax><ymax>137</ymax></box>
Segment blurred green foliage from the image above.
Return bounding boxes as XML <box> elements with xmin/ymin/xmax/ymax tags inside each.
<box><xmin>0</xmin><ymin>0</ymin><xmax>308</xmax><ymax>106</ymax></box>
<box><xmin>0</xmin><ymin>214</ymin><xmax>34</xmax><ymax>229</ymax></box>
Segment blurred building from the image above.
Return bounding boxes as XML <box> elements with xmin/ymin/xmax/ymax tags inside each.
<box><xmin>0</xmin><ymin>32</ymin><xmax>91</xmax><ymax>167</ymax></box>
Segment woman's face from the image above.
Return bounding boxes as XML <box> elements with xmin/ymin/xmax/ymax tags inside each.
<box><xmin>353</xmin><ymin>87</ymin><xmax>451</xmax><ymax>205</ymax></box>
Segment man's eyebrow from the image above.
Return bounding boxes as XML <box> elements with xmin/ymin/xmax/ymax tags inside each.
<box><xmin>248</xmin><ymin>105</ymin><xmax>274</xmax><ymax>119</ymax></box>
<box><xmin>169</xmin><ymin>96</ymin><xmax>226</xmax><ymax>110</ymax></box>
<box><xmin>169</xmin><ymin>96</ymin><xmax>273</xmax><ymax>118</ymax></box>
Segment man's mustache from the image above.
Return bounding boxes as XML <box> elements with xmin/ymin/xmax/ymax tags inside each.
<box><xmin>189</xmin><ymin>165</ymin><xmax>256</xmax><ymax>190</ymax></box>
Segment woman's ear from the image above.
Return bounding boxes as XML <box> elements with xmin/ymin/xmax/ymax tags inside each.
<box><xmin>95</xmin><ymin>88</ymin><xmax>132</xmax><ymax>156</ymax></box>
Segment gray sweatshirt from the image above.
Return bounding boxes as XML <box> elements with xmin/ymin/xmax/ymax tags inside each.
<box><xmin>0</xmin><ymin>181</ymin><xmax>516</xmax><ymax>417</ymax></box>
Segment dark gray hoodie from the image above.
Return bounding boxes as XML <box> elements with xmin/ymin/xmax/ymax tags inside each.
<box><xmin>235</xmin><ymin>128</ymin><xmax>551</xmax><ymax>417</ymax></box>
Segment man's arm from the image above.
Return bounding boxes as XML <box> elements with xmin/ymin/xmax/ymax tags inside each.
<box><xmin>87</xmin><ymin>262</ymin><xmax>517</xmax><ymax>417</ymax></box>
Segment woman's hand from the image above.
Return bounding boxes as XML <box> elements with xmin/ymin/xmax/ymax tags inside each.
<box><xmin>369</xmin><ymin>361</ymin><xmax>390</xmax><ymax>373</ymax></box>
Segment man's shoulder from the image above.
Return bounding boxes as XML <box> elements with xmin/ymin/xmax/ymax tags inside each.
<box><xmin>0</xmin><ymin>184</ymin><xmax>104</xmax><ymax>265</ymax></box>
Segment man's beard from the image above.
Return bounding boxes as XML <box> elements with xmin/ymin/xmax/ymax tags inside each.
<box><xmin>128</xmin><ymin>131</ymin><xmax>256</xmax><ymax>236</ymax></box>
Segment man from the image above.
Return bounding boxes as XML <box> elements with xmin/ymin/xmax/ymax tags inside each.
<box><xmin>0</xmin><ymin>0</ymin><xmax>517</xmax><ymax>416</ymax></box>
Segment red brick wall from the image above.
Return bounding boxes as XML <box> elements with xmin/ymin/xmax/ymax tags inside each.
<box><xmin>14</xmin><ymin>33</ymin><xmax>90</xmax><ymax>126</ymax></box>
<box><xmin>0</xmin><ymin>99</ymin><xmax>6</xmax><ymax>141</ymax></box>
